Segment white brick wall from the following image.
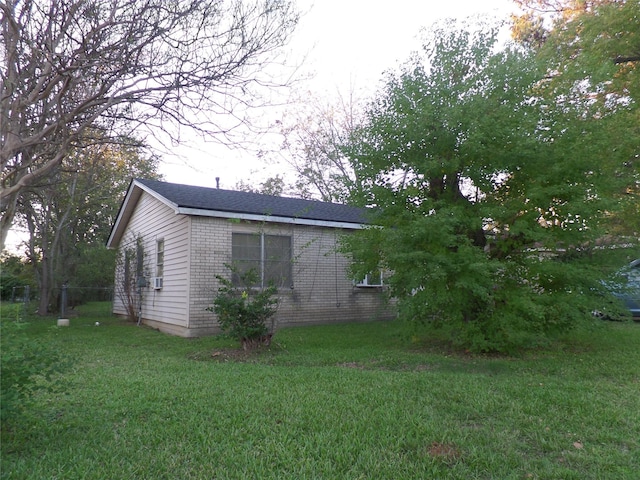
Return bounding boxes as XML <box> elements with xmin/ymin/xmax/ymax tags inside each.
<box><xmin>186</xmin><ymin>218</ymin><xmax>395</xmax><ymax>336</ymax></box>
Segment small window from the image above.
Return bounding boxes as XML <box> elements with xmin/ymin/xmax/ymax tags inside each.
<box><xmin>355</xmin><ymin>271</ymin><xmax>384</xmax><ymax>287</ymax></box>
<box><xmin>231</xmin><ymin>233</ymin><xmax>292</xmax><ymax>288</ymax></box>
<box><xmin>156</xmin><ymin>239</ymin><xmax>164</xmax><ymax>278</ymax></box>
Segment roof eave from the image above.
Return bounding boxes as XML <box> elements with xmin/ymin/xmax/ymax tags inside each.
<box><xmin>177</xmin><ymin>207</ymin><xmax>365</xmax><ymax>230</ymax></box>
<box><xmin>106</xmin><ymin>179</ymin><xmax>180</xmax><ymax>248</ymax></box>
<box><xmin>107</xmin><ymin>180</ymin><xmax>367</xmax><ymax>249</ymax></box>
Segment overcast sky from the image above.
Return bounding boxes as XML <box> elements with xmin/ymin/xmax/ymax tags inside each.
<box><xmin>159</xmin><ymin>0</ymin><xmax>519</xmax><ymax>190</ymax></box>
<box><xmin>294</xmin><ymin>0</ymin><xmax>516</xmax><ymax>95</ymax></box>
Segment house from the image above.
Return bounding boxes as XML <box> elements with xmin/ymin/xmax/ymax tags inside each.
<box><xmin>106</xmin><ymin>179</ymin><xmax>394</xmax><ymax>337</ymax></box>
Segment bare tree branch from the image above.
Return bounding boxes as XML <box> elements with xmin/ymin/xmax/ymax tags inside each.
<box><xmin>1</xmin><ymin>0</ymin><xmax>299</xmax><ymax>249</ymax></box>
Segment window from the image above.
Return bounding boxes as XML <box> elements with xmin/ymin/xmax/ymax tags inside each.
<box><xmin>355</xmin><ymin>271</ymin><xmax>384</xmax><ymax>287</ymax></box>
<box><xmin>232</xmin><ymin>233</ymin><xmax>292</xmax><ymax>288</ymax></box>
<box><xmin>156</xmin><ymin>239</ymin><xmax>164</xmax><ymax>278</ymax></box>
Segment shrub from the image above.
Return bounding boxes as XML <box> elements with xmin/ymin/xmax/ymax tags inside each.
<box><xmin>207</xmin><ymin>267</ymin><xmax>278</xmax><ymax>350</ymax></box>
<box><xmin>114</xmin><ymin>234</ymin><xmax>146</xmax><ymax>322</ymax></box>
<box><xmin>0</xmin><ymin>253</ymin><xmax>35</xmax><ymax>301</ymax></box>
<box><xmin>0</xmin><ymin>307</ymin><xmax>70</xmax><ymax>425</ymax></box>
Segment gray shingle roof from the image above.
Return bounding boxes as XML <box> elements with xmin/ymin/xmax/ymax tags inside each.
<box><xmin>136</xmin><ymin>178</ymin><xmax>370</xmax><ymax>225</ymax></box>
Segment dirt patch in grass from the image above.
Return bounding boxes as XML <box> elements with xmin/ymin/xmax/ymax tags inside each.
<box><xmin>427</xmin><ymin>442</ymin><xmax>462</xmax><ymax>463</ymax></box>
<box><xmin>210</xmin><ymin>348</ymin><xmax>254</xmax><ymax>362</ymax></box>
<box><xmin>187</xmin><ymin>346</ymin><xmax>275</xmax><ymax>363</ymax></box>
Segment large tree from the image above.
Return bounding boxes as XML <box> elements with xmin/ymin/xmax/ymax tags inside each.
<box><xmin>342</xmin><ymin>20</ymin><xmax>638</xmax><ymax>352</ymax></box>
<box><xmin>19</xmin><ymin>137</ymin><xmax>160</xmax><ymax>314</ymax></box>
<box><xmin>512</xmin><ymin>0</ymin><xmax>639</xmax><ymax>60</ymax></box>
<box><xmin>1</xmin><ymin>0</ymin><xmax>299</xmax><ymax>250</ymax></box>
<box><xmin>275</xmin><ymin>91</ymin><xmax>365</xmax><ymax>203</ymax></box>
<box><xmin>513</xmin><ymin>0</ymin><xmax>640</xmax><ymax>235</ymax></box>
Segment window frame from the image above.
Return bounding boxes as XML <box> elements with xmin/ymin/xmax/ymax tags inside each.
<box><xmin>231</xmin><ymin>232</ymin><xmax>292</xmax><ymax>289</ymax></box>
<box><xmin>156</xmin><ymin>238</ymin><xmax>164</xmax><ymax>279</ymax></box>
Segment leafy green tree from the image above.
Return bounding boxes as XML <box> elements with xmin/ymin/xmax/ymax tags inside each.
<box><xmin>528</xmin><ymin>0</ymin><xmax>640</xmax><ymax>236</ymax></box>
<box><xmin>18</xmin><ymin>137</ymin><xmax>160</xmax><ymax>314</ymax></box>
<box><xmin>512</xmin><ymin>0</ymin><xmax>638</xmax><ymax>60</ymax></box>
<box><xmin>342</xmin><ymin>21</ymin><xmax>637</xmax><ymax>353</ymax></box>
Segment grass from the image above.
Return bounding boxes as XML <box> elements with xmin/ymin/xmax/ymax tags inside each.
<box><xmin>1</xmin><ymin>302</ymin><xmax>639</xmax><ymax>479</ymax></box>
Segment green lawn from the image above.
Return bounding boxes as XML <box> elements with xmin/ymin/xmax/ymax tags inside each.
<box><xmin>1</xmin><ymin>302</ymin><xmax>639</xmax><ymax>479</ymax></box>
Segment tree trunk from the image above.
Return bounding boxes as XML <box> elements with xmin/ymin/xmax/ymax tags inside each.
<box><xmin>0</xmin><ymin>193</ymin><xmax>17</xmax><ymax>252</ymax></box>
<box><xmin>37</xmin><ymin>252</ymin><xmax>51</xmax><ymax>315</ymax></box>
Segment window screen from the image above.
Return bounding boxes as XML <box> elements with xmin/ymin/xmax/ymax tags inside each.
<box><xmin>231</xmin><ymin>233</ymin><xmax>292</xmax><ymax>288</ymax></box>
<box><xmin>356</xmin><ymin>271</ymin><xmax>384</xmax><ymax>287</ymax></box>
<box><xmin>156</xmin><ymin>239</ymin><xmax>164</xmax><ymax>278</ymax></box>
<box><xmin>264</xmin><ymin>235</ymin><xmax>292</xmax><ymax>288</ymax></box>
<box><xmin>231</xmin><ymin>233</ymin><xmax>261</xmax><ymax>287</ymax></box>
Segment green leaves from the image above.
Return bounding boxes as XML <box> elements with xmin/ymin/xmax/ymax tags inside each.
<box><xmin>343</xmin><ymin>19</ymin><xmax>638</xmax><ymax>352</ymax></box>
<box><xmin>1</xmin><ymin>315</ymin><xmax>71</xmax><ymax>425</ymax></box>
<box><xmin>208</xmin><ymin>265</ymin><xmax>278</xmax><ymax>349</ymax></box>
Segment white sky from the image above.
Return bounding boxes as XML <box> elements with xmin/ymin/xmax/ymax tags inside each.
<box><xmin>159</xmin><ymin>0</ymin><xmax>518</xmax><ymax>190</ymax></box>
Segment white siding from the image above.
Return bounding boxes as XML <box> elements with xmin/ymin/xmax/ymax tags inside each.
<box><xmin>112</xmin><ymin>193</ymin><xmax>190</xmax><ymax>332</ymax></box>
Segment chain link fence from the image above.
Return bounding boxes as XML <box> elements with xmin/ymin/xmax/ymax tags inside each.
<box><xmin>3</xmin><ymin>285</ymin><xmax>32</xmax><ymax>319</ymax></box>
<box><xmin>2</xmin><ymin>285</ymin><xmax>115</xmax><ymax>319</ymax></box>
<box><xmin>58</xmin><ymin>285</ymin><xmax>115</xmax><ymax>318</ymax></box>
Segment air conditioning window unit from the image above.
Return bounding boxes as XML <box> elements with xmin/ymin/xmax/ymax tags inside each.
<box><xmin>152</xmin><ymin>277</ymin><xmax>163</xmax><ymax>290</ymax></box>
<box><xmin>355</xmin><ymin>272</ymin><xmax>383</xmax><ymax>288</ymax></box>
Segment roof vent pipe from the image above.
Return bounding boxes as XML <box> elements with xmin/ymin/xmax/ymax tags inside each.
<box><xmin>215</xmin><ymin>177</ymin><xmax>220</xmax><ymax>189</ymax></box>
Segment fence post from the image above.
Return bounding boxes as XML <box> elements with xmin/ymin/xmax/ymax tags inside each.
<box><xmin>23</xmin><ymin>285</ymin><xmax>30</xmax><ymax>317</ymax></box>
<box><xmin>57</xmin><ymin>283</ymin><xmax>70</xmax><ymax>327</ymax></box>
<box><xmin>61</xmin><ymin>283</ymin><xmax>68</xmax><ymax>318</ymax></box>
